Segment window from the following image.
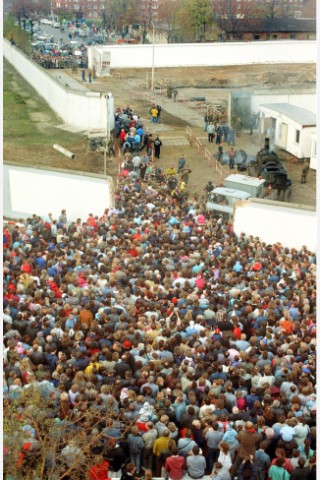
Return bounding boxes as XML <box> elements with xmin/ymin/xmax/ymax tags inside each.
<box><xmin>295</xmin><ymin>130</ymin><xmax>300</xmax><ymax>144</ymax></box>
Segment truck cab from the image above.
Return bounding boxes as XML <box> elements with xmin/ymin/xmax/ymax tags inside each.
<box><xmin>206</xmin><ymin>187</ymin><xmax>251</xmax><ymax>219</ymax></box>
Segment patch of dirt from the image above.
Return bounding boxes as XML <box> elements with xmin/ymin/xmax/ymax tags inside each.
<box><xmin>102</xmin><ymin>64</ymin><xmax>316</xmax><ymax>89</ymax></box>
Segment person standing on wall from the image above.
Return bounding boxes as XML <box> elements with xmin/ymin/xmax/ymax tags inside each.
<box><xmin>154</xmin><ymin>135</ymin><xmax>162</xmax><ymax>159</ymax></box>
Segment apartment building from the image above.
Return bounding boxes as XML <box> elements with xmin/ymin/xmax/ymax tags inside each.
<box><xmin>51</xmin><ymin>0</ymin><xmax>105</xmax><ymax>19</ymax></box>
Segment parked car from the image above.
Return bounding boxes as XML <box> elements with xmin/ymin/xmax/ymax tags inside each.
<box><xmin>31</xmin><ymin>41</ymin><xmax>46</xmax><ymax>49</ymax></box>
<box><xmin>43</xmin><ymin>43</ymin><xmax>58</xmax><ymax>52</ymax></box>
<box><xmin>53</xmin><ymin>22</ymin><xmax>61</xmax><ymax>28</ymax></box>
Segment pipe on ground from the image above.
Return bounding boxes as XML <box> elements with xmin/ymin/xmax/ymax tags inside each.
<box><xmin>53</xmin><ymin>144</ymin><xmax>76</xmax><ymax>160</ymax></box>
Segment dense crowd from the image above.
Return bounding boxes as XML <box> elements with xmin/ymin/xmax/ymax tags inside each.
<box><xmin>32</xmin><ymin>50</ymin><xmax>88</xmax><ymax>70</ymax></box>
<box><xmin>3</xmin><ymin>109</ymin><xmax>317</xmax><ymax>480</ymax></box>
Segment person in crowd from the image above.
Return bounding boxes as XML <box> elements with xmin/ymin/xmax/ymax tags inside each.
<box><xmin>186</xmin><ymin>445</ymin><xmax>206</xmax><ymax>479</ymax></box>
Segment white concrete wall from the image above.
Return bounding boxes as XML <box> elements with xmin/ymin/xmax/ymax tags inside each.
<box><xmin>3</xmin><ymin>163</ymin><xmax>114</xmax><ymax>222</ymax></box>
<box><xmin>89</xmin><ymin>40</ymin><xmax>316</xmax><ymax>71</ymax></box>
<box><xmin>3</xmin><ymin>39</ymin><xmax>109</xmax><ymax>131</ymax></box>
<box><xmin>252</xmin><ymin>93</ymin><xmax>317</xmax><ymax>115</ymax></box>
<box><xmin>234</xmin><ymin>198</ymin><xmax>316</xmax><ymax>251</ymax></box>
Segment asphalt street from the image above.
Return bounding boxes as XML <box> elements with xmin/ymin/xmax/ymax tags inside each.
<box><xmin>33</xmin><ymin>22</ymin><xmax>90</xmax><ymax>48</ymax></box>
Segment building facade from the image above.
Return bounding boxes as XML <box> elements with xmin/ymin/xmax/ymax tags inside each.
<box><xmin>51</xmin><ymin>0</ymin><xmax>105</xmax><ymax>19</ymax></box>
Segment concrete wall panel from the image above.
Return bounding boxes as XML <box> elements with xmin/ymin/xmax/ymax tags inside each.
<box><xmin>90</xmin><ymin>40</ymin><xmax>316</xmax><ymax>71</ymax></box>
<box><xmin>234</xmin><ymin>199</ymin><xmax>316</xmax><ymax>251</ymax></box>
<box><xmin>3</xmin><ymin>39</ymin><xmax>109</xmax><ymax>131</ymax></box>
<box><xmin>3</xmin><ymin>164</ymin><xmax>114</xmax><ymax>222</ymax></box>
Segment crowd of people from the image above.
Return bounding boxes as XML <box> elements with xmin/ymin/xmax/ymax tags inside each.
<box><xmin>32</xmin><ymin>49</ymin><xmax>88</xmax><ymax>70</ymax></box>
<box><xmin>3</xmin><ymin>102</ymin><xmax>317</xmax><ymax>480</ymax></box>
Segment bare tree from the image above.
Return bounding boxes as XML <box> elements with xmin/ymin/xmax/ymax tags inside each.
<box><xmin>157</xmin><ymin>0</ymin><xmax>185</xmax><ymax>43</ymax></box>
<box><xmin>11</xmin><ymin>0</ymin><xmax>50</xmax><ymax>34</ymax></box>
<box><xmin>213</xmin><ymin>0</ymin><xmax>248</xmax><ymax>40</ymax></box>
<box><xmin>101</xmin><ymin>0</ymin><xmax>126</xmax><ymax>38</ymax></box>
<box><xmin>261</xmin><ymin>0</ymin><xmax>295</xmax><ymax>18</ymax></box>
<box><xmin>4</xmin><ymin>387</ymin><xmax>137</xmax><ymax>479</ymax></box>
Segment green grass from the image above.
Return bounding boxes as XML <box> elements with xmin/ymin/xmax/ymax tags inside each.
<box><xmin>3</xmin><ymin>59</ymin><xmax>83</xmax><ymax>147</ymax></box>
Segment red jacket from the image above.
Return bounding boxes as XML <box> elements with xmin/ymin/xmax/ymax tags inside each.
<box><xmin>88</xmin><ymin>460</ymin><xmax>110</xmax><ymax>480</ymax></box>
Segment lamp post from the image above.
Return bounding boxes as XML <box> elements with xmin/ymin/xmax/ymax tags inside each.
<box><xmin>104</xmin><ymin>92</ymin><xmax>113</xmax><ymax>177</ymax></box>
<box><xmin>151</xmin><ymin>21</ymin><xmax>155</xmax><ymax>91</ymax></box>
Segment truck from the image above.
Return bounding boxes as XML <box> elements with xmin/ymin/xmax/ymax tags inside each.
<box><xmin>206</xmin><ymin>174</ymin><xmax>266</xmax><ymax>219</ymax></box>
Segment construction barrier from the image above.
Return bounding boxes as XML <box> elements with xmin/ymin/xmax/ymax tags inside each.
<box><xmin>195</xmin><ymin>137</ymin><xmax>204</xmax><ymax>153</ymax></box>
<box><xmin>204</xmin><ymin>147</ymin><xmax>212</xmax><ymax>167</ymax></box>
<box><xmin>186</xmin><ymin>126</ymin><xmax>228</xmax><ymax>178</ymax></box>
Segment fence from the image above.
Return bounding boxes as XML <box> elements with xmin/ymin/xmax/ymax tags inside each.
<box><xmin>186</xmin><ymin>126</ymin><xmax>228</xmax><ymax>178</ymax></box>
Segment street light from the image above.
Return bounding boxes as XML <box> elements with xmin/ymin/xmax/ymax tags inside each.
<box><xmin>151</xmin><ymin>21</ymin><xmax>155</xmax><ymax>91</ymax></box>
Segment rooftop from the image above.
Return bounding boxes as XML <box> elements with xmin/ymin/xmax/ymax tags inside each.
<box><xmin>225</xmin><ymin>174</ymin><xmax>266</xmax><ymax>187</ymax></box>
<box><xmin>222</xmin><ymin>17</ymin><xmax>316</xmax><ymax>33</ymax></box>
<box><xmin>260</xmin><ymin>103</ymin><xmax>316</xmax><ymax>126</ymax></box>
